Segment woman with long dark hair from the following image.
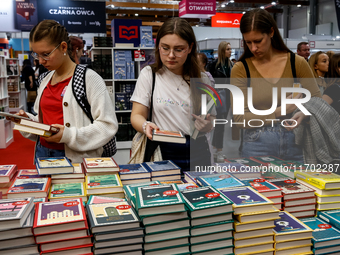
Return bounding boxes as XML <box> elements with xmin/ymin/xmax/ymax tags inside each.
<box><xmin>21</xmin><ymin>59</ymin><xmax>37</xmax><ymax>114</ymax></box>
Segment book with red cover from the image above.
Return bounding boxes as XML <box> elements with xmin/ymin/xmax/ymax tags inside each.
<box><xmin>39</xmin><ymin>244</ymin><xmax>93</xmax><ymax>254</ymax></box>
<box><xmin>83</xmin><ymin>157</ymin><xmax>119</xmax><ymax>173</ymax></box>
<box><xmin>16</xmin><ymin>169</ymin><xmax>44</xmax><ymax>178</ymax></box>
<box><xmin>269</xmin><ymin>179</ymin><xmax>315</xmax><ymax>200</ymax></box>
<box><xmin>40</xmin><ymin>237</ymin><xmax>93</xmax><ymax>252</ymax></box>
<box><xmin>283</xmin><ymin>196</ymin><xmax>317</xmax><ymax>207</ymax></box>
<box><xmin>240</xmin><ymin>178</ymin><xmax>282</xmax><ymax>197</ymax></box>
<box><xmin>35</xmin><ymin>228</ymin><xmax>90</xmax><ymax>244</ymax></box>
<box><xmin>33</xmin><ymin>198</ymin><xmax>87</xmax><ymax>236</ymax></box>
<box><xmin>6</xmin><ymin>177</ymin><xmax>51</xmax><ymax>199</ymax></box>
<box><xmin>0</xmin><ymin>165</ymin><xmax>18</xmax><ymax>183</ymax></box>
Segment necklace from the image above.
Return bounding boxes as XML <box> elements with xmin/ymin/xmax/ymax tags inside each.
<box><xmin>53</xmin><ymin>65</ymin><xmax>75</xmax><ymax>84</ymax></box>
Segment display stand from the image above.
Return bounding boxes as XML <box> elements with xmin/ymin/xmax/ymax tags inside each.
<box><xmin>6</xmin><ymin>59</ymin><xmax>24</xmax><ymax>113</ymax></box>
<box><xmin>90</xmin><ymin>46</ymin><xmax>154</xmax><ymax>164</ymax></box>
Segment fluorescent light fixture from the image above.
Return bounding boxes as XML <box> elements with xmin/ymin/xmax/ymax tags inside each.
<box><xmin>196</xmin><ymin>25</ymin><xmax>199</xmax><ymax>27</ymax></box>
<box><xmin>271</xmin><ymin>1</ymin><xmax>276</xmax><ymax>5</ymax></box>
<box><xmin>336</xmin><ymin>36</ymin><xmax>340</xmax><ymax>38</ymax></box>
<box><xmin>221</xmin><ymin>4</ymin><xmax>226</xmax><ymax>7</ymax></box>
<box><xmin>297</xmin><ymin>4</ymin><xmax>301</xmax><ymax>7</ymax></box>
<box><xmin>230</xmin><ymin>0</ymin><xmax>234</xmax><ymax>3</ymax></box>
<box><xmin>142</xmin><ymin>6</ymin><xmax>147</xmax><ymax>9</ymax></box>
<box><xmin>260</xmin><ymin>6</ymin><xmax>265</xmax><ymax>9</ymax></box>
<box><xmin>135</xmin><ymin>13</ymin><xmax>138</xmax><ymax>16</ymax></box>
<box><xmin>242</xmin><ymin>11</ymin><xmax>246</xmax><ymax>14</ymax></box>
<box><xmin>109</xmin><ymin>4</ymin><xmax>114</xmax><ymax>8</ymax></box>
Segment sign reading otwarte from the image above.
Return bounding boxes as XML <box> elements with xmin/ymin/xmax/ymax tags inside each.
<box><xmin>179</xmin><ymin>0</ymin><xmax>216</xmax><ymax>18</ymax></box>
<box><xmin>211</xmin><ymin>13</ymin><xmax>243</xmax><ymax>28</ymax></box>
<box><xmin>35</xmin><ymin>0</ymin><xmax>106</xmax><ymax>33</ymax></box>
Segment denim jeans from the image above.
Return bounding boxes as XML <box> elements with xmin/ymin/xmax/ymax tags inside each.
<box><xmin>241</xmin><ymin>125</ymin><xmax>304</xmax><ymax>163</ymax></box>
<box><xmin>35</xmin><ymin>139</ymin><xmax>65</xmax><ymax>163</ymax></box>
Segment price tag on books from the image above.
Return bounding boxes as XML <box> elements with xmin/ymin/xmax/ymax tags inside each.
<box><xmin>163</xmin><ymin>190</ymin><xmax>179</xmax><ymax>196</ymax></box>
<box><xmin>186</xmin><ymin>185</ymin><xmax>197</xmax><ymax>189</ymax></box>
<box><xmin>16</xmin><ymin>176</ymin><xmax>29</xmax><ymax>179</ymax></box>
<box><xmin>149</xmin><ymin>184</ymin><xmax>160</xmax><ymax>186</ymax></box>
<box><xmin>64</xmin><ymin>201</ymin><xmax>80</xmax><ymax>207</ymax></box>
<box><xmin>205</xmin><ymin>192</ymin><xmax>220</xmax><ymax>198</ymax></box>
<box><xmin>318</xmin><ymin>224</ymin><xmax>332</xmax><ymax>229</ymax></box>
<box><xmin>51</xmin><ymin>190</ymin><xmax>64</xmax><ymax>194</ymax></box>
<box><xmin>120</xmin><ymin>169</ymin><xmax>130</xmax><ymax>173</ymax></box>
<box><xmin>88</xmin><ymin>183</ymin><xmax>100</xmax><ymax>186</ymax></box>
<box><xmin>284</xmin><ymin>180</ymin><xmax>296</xmax><ymax>184</ymax></box>
<box><xmin>253</xmin><ymin>179</ymin><xmax>265</xmax><ymax>182</ymax></box>
<box><xmin>12</xmin><ymin>201</ymin><xmax>30</xmax><ymax>206</ymax></box>
<box><xmin>116</xmin><ymin>205</ymin><xmax>132</xmax><ymax>210</ymax></box>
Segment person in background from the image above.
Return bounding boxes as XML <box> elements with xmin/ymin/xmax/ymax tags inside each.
<box><xmin>21</xmin><ymin>59</ymin><xmax>37</xmax><ymax>114</ymax></box>
<box><xmin>231</xmin><ymin>8</ymin><xmax>321</xmax><ymax>162</ymax></box>
<box><xmin>16</xmin><ymin>20</ymin><xmax>118</xmax><ymax>163</ymax></box>
<box><xmin>197</xmin><ymin>52</ymin><xmax>215</xmax><ymax>86</ymax></box>
<box><xmin>308</xmin><ymin>51</ymin><xmax>329</xmax><ymax>94</ymax></box>
<box><xmin>297</xmin><ymin>41</ymin><xmax>310</xmax><ymax>61</ymax></box>
<box><xmin>69</xmin><ymin>36</ymin><xmax>84</xmax><ymax>64</ymax></box>
<box><xmin>327</xmin><ymin>50</ymin><xmax>335</xmax><ymax>60</ymax></box>
<box><xmin>130</xmin><ymin>17</ymin><xmax>214</xmax><ymax>172</ymax></box>
<box><xmin>208</xmin><ymin>41</ymin><xmax>233</xmax><ymax>162</ymax></box>
<box><xmin>231</xmin><ymin>58</ymin><xmax>237</xmax><ymax>64</ymax></box>
<box><xmin>323</xmin><ymin>53</ymin><xmax>340</xmax><ymax>115</ymax></box>
<box><xmin>33</xmin><ymin>58</ymin><xmax>48</xmax><ymax>81</ymax></box>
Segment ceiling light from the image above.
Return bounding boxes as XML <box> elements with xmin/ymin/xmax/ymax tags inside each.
<box><xmin>142</xmin><ymin>6</ymin><xmax>147</xmax><ymax>9</ymax></box>
<box><xmin>135</xmin><ymin>13</ymin><xmax>138</xmax><ymax>16</ymax></box>
<box><xmin>221</xmin><ymin>4</ymin><xmax>226</xmax><ymax>7</ymax></box>
<box><xmin>271</xmin><ymin>1</ymin><xmax>276</xmax><ymax>5</ymax></box>
<box><xmin>230</xmin><ymin>0</ymin><xmax>234</xmax><ymax>3</ymax></box>
<box><xmin>242</xmin><ymin>11</ymin><xmax>246</xmax><ymax>14</ymax></box>
<box><xmin>196</xmin><ymin>25</ymin><xmax>199</xmax><ymax>27</ymax></box>
<box><xmin>260</xmin><ymin>6</ymin><xmax>265</xmax><ymax>9</ymax></box>
<box><xmin>109</xmin><ymin>4</ymin><xmax>114</xmax><ymax>8</ymax></box>
<box><xmin>336</xmin><ymin>36</ymin><xmax>340</xmax><ymax>38</ymax></box>
<box><xmin>297</xmin><ymin>4</ymin><xmax>301</xmax><ymax>7</ymax></box>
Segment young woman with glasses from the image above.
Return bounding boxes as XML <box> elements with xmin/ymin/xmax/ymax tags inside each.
<box><xmin>15</xmin><ymin>20</ymin><xmax>118</xmax><ymax>163</ymax></box>
<box><xmin>130</xmin><ymin>17</ymin><xmax>214</xmax><ymax>172</ymax></box>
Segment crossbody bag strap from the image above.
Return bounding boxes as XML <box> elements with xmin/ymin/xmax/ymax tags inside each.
<box><xmin>241</xmin><ymin>59</ymin><xmax>251</xmax><ymax>87</ymax></box>
<box><xmin>148</xmin><ymin>69</ymin><xmax>156</xmax><ymax>121</ymax></box>
<box><xmin>290</xmin><ymin>51</ymin><xmax>297</xmax><ymax>83</ymax></box>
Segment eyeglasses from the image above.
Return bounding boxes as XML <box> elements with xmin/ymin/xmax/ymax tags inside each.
<box><xmin>159</xmin><ymin>46</ymin><xmax>189</xmax><ymax>57</ymax></box>
<box><xmin>31</xmin><ymin>43</ymin><xmax>61</xmax><ymax>61</ymax></box>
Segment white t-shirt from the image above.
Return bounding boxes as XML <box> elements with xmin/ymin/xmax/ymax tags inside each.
<box><xmin>131</xmin><ymin>66</ymin><xmax>212</xmax><ymax>135</ymax></box>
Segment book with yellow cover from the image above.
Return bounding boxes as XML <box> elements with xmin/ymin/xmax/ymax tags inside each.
<box><xmin>235</xmin><ymin>207</ymin><xmax>280</xmax><ymax>223</ymax></box>
<box><xmin>294</xmin><ymin>170</ymin><xmax>340</xmax><ymax>190</ymax></box>
<box><xmin>48</xmin><ymin>182</ymin><xmax>87</xmax><ymax>202</ymax></box>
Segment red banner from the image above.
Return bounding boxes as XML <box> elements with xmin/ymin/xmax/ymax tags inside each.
<box><xmin>211</xmin><ymin>13</ymin><xmax>243</xmax><ymax>28</ymax></box>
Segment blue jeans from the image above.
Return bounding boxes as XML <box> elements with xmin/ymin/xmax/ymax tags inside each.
<box><xmin>241</xmin><ymin>125</ymin><xmax>304</xmax><ymax>163</ymax></box>
<box><xmin>35</xmin><ymin>140</ymin><xmax>65</xmax><ymax>163</ymax></box>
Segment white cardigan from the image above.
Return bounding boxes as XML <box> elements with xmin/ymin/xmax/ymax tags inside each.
<box><xmin>22</xmin><ymin>69</ymin><xmax>118</xmax><ymax>163</ymax></box>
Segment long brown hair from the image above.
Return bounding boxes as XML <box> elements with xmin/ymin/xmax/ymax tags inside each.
<box><xmin>216</xmin><ymin>41</ymin><xmax>231</xmax><ymax>68</ymax></box>
<box><xmin>29</xmin><ymin>20</ymin><xmax>73</xmax><ymax>58</ymax></box>
<box><xmin>327</xmin><ymin>53</ymin><xmax>340</xmax><ymax>86</ymax></box>
<box><xmin>308</xmin><ymin>51</ymin><xmax>327</xmax><ymax>78</ymax></box>
<box><xmin>239</xmin><ymin>8</ymin><xmax>291</xmax><ymax>61</ymax></box>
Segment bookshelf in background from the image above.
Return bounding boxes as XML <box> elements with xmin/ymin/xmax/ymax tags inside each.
<box><xmin>0</xmin><ymin>55</ymin><xmax>13</xmax><ymax>148</ymax></box>
<box><xmin>6</xmin><ymin>58</ymin><xmax>25</xmax><ymax>114</ymax></box>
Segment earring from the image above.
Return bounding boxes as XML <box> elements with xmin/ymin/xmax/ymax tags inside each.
<box><xmin>64</xmin><ymin>52</ymin><xmax>66</xmax><ymax>56</ymax></box>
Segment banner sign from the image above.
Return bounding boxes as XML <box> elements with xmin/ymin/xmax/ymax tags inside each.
<box><xmin>15</xmin><ymin>0</ymin><xmax>39</xmax><ymax>31</ymax></box>
<box><xmin>211</xmin><ymin>13</ymin><xmax>243</xmax><ymax>28</ymax></box>
<box><xmin>335</xmin><ymin>0</ymin><xmax>340</xmax><ymax>33</ymax></box>
<box><xmin>36</xmin><ymin>0</ymin><xmax>106</xmax><ymax>33</ymax></box>
<box><xmin>0</xmin><ymin>1</ymin><xmax>20</xmax><ymax>32</ymax></box>
<box><xmin>179</xmin><ymin>0</ymin><xmax>216</xmax><ymax>18</ymax></box>
<box><xmin>111</xmin><ymin>19</ymin><xmax>142</xmax><ymax>47</ymax></box>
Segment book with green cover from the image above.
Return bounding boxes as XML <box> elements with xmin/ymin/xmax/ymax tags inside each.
<box><xmin>261</xmin><ymin>171</ymin><xmax>291</xmax><ymax>181</ymax></box>
<box><xmin>49</xmin><ymin>182</ymin><xmax>87</xmax><ymax>201</ymax></box>
<box><xmin>196</xmin><ymin>173</ymin><xmax>245</xmax><ymax>190</ymax></box>
<box><xmin>318</xmin><ymin>209</ymin><xmax>340</xmax><ymax>230</ymax></box>
<box><xmin>123</xmin><ymin>181</ymin><xmax>161</xmax><ymax>207</ymax></box>
<box><xmin>135</xmin><ymin>184</ymin><xmax>186</xmax><ymax>216</ymax></box>
<box><xmin>85</xmin><ymin>174</ymin><xmax>123</xmax><ymax>195</ymax></box>
<box><xmin>294</xmin><ymin>170</ymin><xmax>340</xmax><ymax>190</ymax></box>
<box><xmin>180</xmin><ymin>186</ymin><xmax>233</xmax><ymax>218</ymax></box>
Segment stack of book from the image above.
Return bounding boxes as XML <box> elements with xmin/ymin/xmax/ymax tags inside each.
<box><xmin>135</xmin><ymin>184</ymin><xmax>190</xmax><ymax>255</ymax></box>
<box><xmin>270</xmin><ymin>179</ymin><xmax>316</xmax><ymax>218</ymax></box>
<box><xmin>16</xmin><ymin>169</ymin><xmax>43</xmax><ymax>178</ymax></box>
<box><xmin>6</xmin><ymin>176</ymin><xmax>51</xmax><ymax>199</ymax></box>
<box><xmin>220</xmin><ymin>186</ymin><xmax>279</xmax><ymax>254</ymax></box>
<box><xmin>301</xmin><ymin>216</ymin><xmax>340</xmax><ymax>255</ymax></box>
<box><xmin>36</xmin><ymin>157</ymin><xmax>74</xmax><ymax>175</ymax></box>
<box><xmin>33</xmin><ymin>199</ymin><xmax>92</xmax><ymax>254</ymax></box>
<box><xmin>143</xmin><ymin>160</ymin><xmax>181</xmax><ymax>182</ymax></box>
<box><xmin>87</xmin><ymin>200</ymin><xmax>143</xmax><ymax>255</ymax></box>
<box><xmin>184</xmin><ymin>171</ymin><xmax>215</xmax><ymax>184</ymax></box>
<box><xmin>85</xmin><ymin>173</ymin><xmax>124</xmax><ymax>198</ymax></box>
<box><xmin>215</xmin><ymin>162</ymin><xmax>262</xmax><ymax>179</ymax></box>
<box><xmin>295</xmin><ymin>170</ymin><xmax>340</xmax><ymax>211</ymax></box>
<box><xmin>196</xmin><ymin>173</ymin><xmax>245</xmax><ymax>190</ymax></box>
<box><xmin>119</xmin><ymin>163</ymin><xmax>151</xmax><ymax>185</ymax></box>
<box><xmin>273</xmin><ymin>211</ymin><xmax>313</xmax><ymax>255</ymax></box>
<box><xmin>241</xmin><ymin>178</ymin><xmax>283</xmax><ymax>210</ymax></box>
<box><xmin>123</xmin><ymin>181</ymin><xmax>161</xmax><ymax>208</ymax></box>
<box><xmin>181</xmin><ymin>186</ymin><xmax>234</xmax><ymax>254</ymax></box>
<box><xmin>51</xmin><ymin>163</ymin><xmax>85</xmax><ymax>184</ymax></box>
<box><xmin>83</xmin><ymin>157</ymin><xmax>119</xmax><ymax>176</ymax></box>
<box><xmin>0</xmin><ymin>164</ymin><xmax>18</xmax><ymax>199</ymax></box>
<box><xmin>224</xmin><ymin>157</ymin><xmax>264</xmax><ymax>174</ymax></box>
<box><xmin>48</xmin><ymin>182</ymin><xmax>87</xmax><ymax>202</ymax></box>
<box><xmin>0</xmin><ymin>197</ymin><xmax>38</xmax><ymax>254</ymax></box>
<box><xmin>261</xmin><ymin>171</ymin><xmax>293</xmax><ymax>182</ymax></box>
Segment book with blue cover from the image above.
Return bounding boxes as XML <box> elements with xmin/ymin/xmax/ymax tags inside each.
<box><xmin>143</xmin><ymin>160</ymin><xmax>181</xmax><ymax>177</ymax></box>
<box><xmin>196</xmin><ymin>173</ymin><xmax>245</xmax><ymax>190</ymax></box>
<box><xmin>184</xmin><ymin>171</ymin><xmax>215</xmax><ymax>184</ymax></box>
<box><xmin>300</xmin><ymin>217</ymin><xmax>340</xmax><ymax>249</ymax></box>
<box><xmin>318</xmin><ymin>209</ymin><xmax>340</xmax><ymax>230</ymax></box>
<box><xmin>219</xmin><ymin>186</ymin><xmax>274</xmax><ymax>214</ymax></box>
<box><xmin>273</xmin><ymin>211</ymin><xmax>313</xmax><ymax>242</ymax></box>
<box><xmin>7</xmin><ymin>177</ymin><xmax>51</xmax><ymax>199</ymax></box>
<box><xmin>140</xmin><ymin>26</ymin><xmax>153</xmax><ymax>47</ymax></box>
<box><xmin>119</xmin><ymin>163</ymin><xmax>151</xmax><ymax>180</ymax></box>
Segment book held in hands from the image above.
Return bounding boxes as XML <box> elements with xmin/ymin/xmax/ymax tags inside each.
<box><xmin>152</xmin><ymin>130</ymin><xmax>186</xmax><ymax>144</ymax></box>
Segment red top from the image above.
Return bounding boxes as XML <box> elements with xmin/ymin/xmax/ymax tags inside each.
<box><xmin>39</xmin><ymin>77</ymin><xmax>72</xmax><ymax>150</ymax></box>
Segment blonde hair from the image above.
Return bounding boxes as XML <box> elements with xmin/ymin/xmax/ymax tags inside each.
<box><xmin>216</xmin><ymin>41</ymin><xmax>231</xmax><ymax>68</ymax></box>
<box><xmin>308</xmin><ymin>51</ymin><xmax>326</xmax><ymax>78</ymax></box>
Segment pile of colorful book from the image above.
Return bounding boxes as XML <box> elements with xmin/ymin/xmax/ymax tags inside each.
<box><xmin>49</xmin><ymin>182</ymin><xmax>87</xmax><ymax>202</ymax></box>
<box><xmin>119</xmin><ymin>163</ymin><xmax>152</xmax><ymax>185</ymax></box>
<box><xmin>33</xmin><ymin>198</ymin><xmax>92</xmax><ymax>254</ymax></box>
<box><xmin>51</xmin><ymin>162</ymin><xmax>85</xmax><ymax>184</ymax></box>
<box><xmin>295</xmin><ymin>170</ymin><xmax>340</xmax><ymax>211</ymax></box>
<box><xmin>0</xmin><ymin>197</ymin><xmax>38</xmax><ymax>254</ymax></box>
<box><xmin>181</xmin><ymin>186</ymin><xmax>234</xmax><ymax>254</ymax></box>
<box><xmin>144</xmin><ymin>160</ymin><xmax>182</xmax><ymax>182</ymax></box>
<box><xmin>87</xmin><ymin>195</ymin><xmax>143</xmax><ymax>255</ymax></box>
<box><xmin>0</xmin><ymin>164</ymin><xmax>18</xmax><ymax>199</ymax></box>
<box><xmin>220</xmin><ymin>186</ymin><xmax>279</xmax><ymax>254</ymax></box>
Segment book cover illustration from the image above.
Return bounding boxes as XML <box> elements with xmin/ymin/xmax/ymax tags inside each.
<box><xmin>17</xmin><ymin>169</ymin><xmax>41</xmax><ymax>178</ymax></box>
<box><xmin>181</xmin><ymin>186</ymin><xmax>232</xmax><ymax>210</ymax></box>
<box><xmin>184</xmin><ymin>171</ymin><xmax>216</xmax><ymax>182</ymax></box>
<box><xmin>144</xmin><ymin>160</ymin><xmax>180</xmax><ymax>171</ymax></box>
<box><xmin>86</xmin><ymin>174</ymin><xmax>122</xmax><ymax>189</ymax></box>
<box><xmin>36</xmin><ymin>199</ymin><xmax>84</xmax><ymax>226</ymax></box>
<box><xmin>88</xmin><ymin>201</ymin><xmax>139</xmax><ymax>226</ymax></box>
<box><xmin>7</xmin><ymin>178</ymin><xmax>49</xmax><ymax>193</ymax></box>
<box><xmin>37</xmin><ymin>157</ymin><xmax>72</xmax><ymax>168</ymax></box>
<box><xmin>119</xmin><ymin>163</ymin><xmax>149</xmax><ymax>175</ymax></box>
<box><xmin>225</xmin><ymin>157</ymin><xmax>264</xmax><ymax>168</ymax></box>
<box><xmin>215</xmin><ymin>162</ymin><xmax>244</xmax><ymax>172</ymax></box>
<box><xmin>241</xmin><ymin>178</ymin><xmax>281</xmax><ymax>192</ymax></box>
<box><xmin>177</xmin><ymin>183</ymin><xmax>198</xmax><ymax>191</ymax></box>
<box><xmin>270</xmin><ymin>180</ymin><xmax>314</xmax><ymax>194</ymax></box>
<box><xmin>84</xmin><ymin>157</ymin><xmax>117</xmax><ymax>168</ymax></box>
<box><xmin>300</xmin><ymin>217</ymin><xmax>340</xmax><ymax>242</ymax></box>
<box><xmin>0</xmin><ymin>165</ymin><xmax>16</xmax><ymax>177</ymax></box>
<box><xmin>318</xmin><ymin>209</ymin><xmax>340</xmax><ymax>230</ymax></box>
<box><xmin>0</xmin><ymin>197</ymin><xmax>33</xmax><ymax>221</ymax></box>
<box><xmin>88</xmin><ymin>195</ymin><xmax>126</xmax><ymax>205</ymax></box>
<box><xmin>49</xmin><ymin>183</ymin><xmax>85</xmax><ymax>198</ymax></box>
<box><xmin>220</xmin><ymin>186</ymin><xmax>271</xmax><ymax>206</ymax></box>
<box><xmin>197</xmin><ymin>173</ymin><xmax>245</xmax><ymax>189</ymax></box>
<box><xmin>273</xmin><ymin>211</ymin><xmax>311</xmax><ymax>235</ymax></box>
<box><xmin>153</xmin><ymin>130</ymin><xmax>184</xmax><ymax>137</ymax></box>
<box><xmin>124</xmin><ymin>181</ymin><xmax>161</xmax><ymax>198</ymax></box>
<box><xmin>138</xmin><ymin>184</ymin><xmax>183</xmax><ymax>208</ymax></box>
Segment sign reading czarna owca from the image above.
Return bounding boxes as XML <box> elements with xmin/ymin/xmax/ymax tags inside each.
<box><xmin>179</xmin><ymin>0</ymin><xmax>216</xmax><ymax>18</ymax></box>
